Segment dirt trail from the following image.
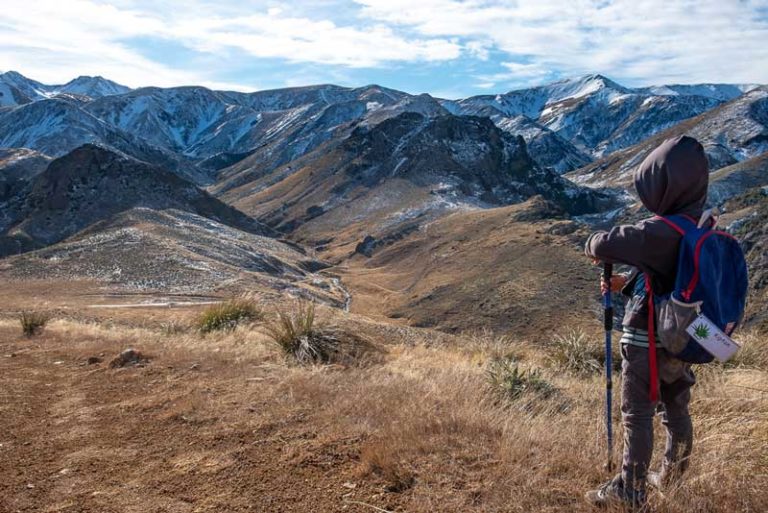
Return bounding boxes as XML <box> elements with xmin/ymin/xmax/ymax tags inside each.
<box><xmin>0</xmin><ymin>328</ymin><xmax>388</xmax><ymax>513</ymax></box>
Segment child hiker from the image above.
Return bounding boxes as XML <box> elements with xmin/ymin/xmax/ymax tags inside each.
<box><xmin>583</xmin><ymin>135</ymin><xmax>709</xmax><ymax>508</ymax></box>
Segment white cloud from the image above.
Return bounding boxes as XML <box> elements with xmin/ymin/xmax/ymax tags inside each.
<box><xmin>0</xmin><ymin>0</ymin><xmax>766</xmax><ymax>92</ymax></box>
<box><xmin>0</xmin><ymin>0</ymin><xmax>464</xmax><ymax>89</ymax></box>
<box><xmin>355</xmin><ymin>0</ymin><xmax>768</xmax><ymax>86</ymax></box>
<box><xmin>476</xmin><ymin>61</ymin><xmax>554</xmax><ymax>89</ymax></box>
<box><xmin>0</xmin><ymin>0</ymin><xmax>219</xmax><ymax>88</ymax></box>
<box><xmin>168</xmin><ymin>14</ymin><xmax>462</xmax><ymax>67</ymax></box>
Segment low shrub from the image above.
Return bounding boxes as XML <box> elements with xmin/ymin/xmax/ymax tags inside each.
<box><xmin>196</xmin><ymin>299</ymin><xmax>263</xmax><ymax>333</ymax></box>
<box><xmin>20</xmin><ymin>310</ymin><xmax>50</xmax><ymax>337</ymax></box>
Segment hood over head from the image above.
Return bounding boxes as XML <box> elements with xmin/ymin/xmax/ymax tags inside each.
<box><xmin>634</xmin><ymin>135</ymin><xmax>708</xmax><ymax>216</ymax></box>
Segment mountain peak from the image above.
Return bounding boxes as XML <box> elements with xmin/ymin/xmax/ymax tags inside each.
<box><xmin>60</xmin><ymin>75</ymin><xmax>131</xmax><ymax>97</ymax></box>
<box><xmin>1</xmin><ymin>70</ymin><xmax>34</xmax><ymax>81</ymax></box>
<box><xmin>560</xmin><ymin>73</ymin><xmax>627</xmax><ymax>92</ymax></box>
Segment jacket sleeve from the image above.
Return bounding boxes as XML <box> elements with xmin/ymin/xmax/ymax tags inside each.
<box><xmin>584</xmin><ymin>223</ymin><xmax>655</xmax><ymax>269</ymax></box>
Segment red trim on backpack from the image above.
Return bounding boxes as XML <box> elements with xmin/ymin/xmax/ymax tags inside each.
<box><xmin>681</xmin><ymin>214</ymin><xmax>698</xmax><ymax>225</ymax></box>
<box><xmin>681</xmin><ymin>230</ymin><xmax>738</xmax><ymax>301</ymax></box>
<box><xmin>654</xmin><ymin>215</ymin><xmax>685</xmax><ymax>235</ymax></box>
<box><xmin>645</xmin><ymin>274</ymin><xmax>659</xmax><ymax>403</ymax></box>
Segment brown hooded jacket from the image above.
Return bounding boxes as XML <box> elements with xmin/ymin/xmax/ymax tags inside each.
<box><xmin>585</xmin><ymin>135</ymin><xmax>709</xmax><ymax>329</ymax></box>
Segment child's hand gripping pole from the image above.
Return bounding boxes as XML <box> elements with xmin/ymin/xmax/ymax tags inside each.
<box><xmin>602</xmin><ymin>262</ymin><xmax>614</xmax><ymax>473</ymax></box>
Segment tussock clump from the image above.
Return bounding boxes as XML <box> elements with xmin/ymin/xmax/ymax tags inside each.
<box><xmin>486</xmin><ymin>356</ymin><xmax>554</xmax><ymax>402</ymax></box>
<box><xmin>548</xmin><ymin>328</ymin><xmax>618</xmax><ymax>375</ymax></box>
<box><xmin>360</xmin><ymin>443</ymin><xmax>416</xmax><ymax>492</ymax></box>
<box><xmin>196</xmin><ymin>299</ymin><xmax>263</xmax><ymax>333</ymax></box>
<box><xmin>266</xmin><ymin>301</ymin><xmax>377</xmax><ymax>365</ymax></box>
<box><xmin>159</xmin><ymin>319</ymin><xmax>189</xmax><ymax>336</ymax></box>
<box><xmin>19</xmin><ymin>310</ymin><xmax>51</xmax><ymax>337</ymax></box>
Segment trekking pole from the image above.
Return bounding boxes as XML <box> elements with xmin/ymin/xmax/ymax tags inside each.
<box><xmin>602</xmin><ymin>262</ymin><xmax>614</xmax><ymax>472</ymax></box>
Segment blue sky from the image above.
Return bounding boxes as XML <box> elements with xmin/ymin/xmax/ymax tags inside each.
<box><xmin>1</xmin><ymin>0</ymin><xmax>767</xmax><ymax>98</ymax></box>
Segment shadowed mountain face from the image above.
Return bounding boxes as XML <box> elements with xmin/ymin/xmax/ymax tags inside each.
<box><xmin>220</xmin><ymin>111</ymin><xmax>609</xmax><ymax>259</ymax></box>
<box><xmin>722</xmin><ymin>188</ymin><xmax>768</xmax><ymax>329</ymax></box>
<box><xmin>0</xmin><ymin>148</ymin><xmax>51</xmax><ymax>199</ymax></box>
<box><xmin>0</xmin><ymin>144</ymin><xmax>270</xmax><ymax>256</ymax></box>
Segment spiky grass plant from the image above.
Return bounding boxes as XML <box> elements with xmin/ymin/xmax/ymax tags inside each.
<box><xmin>196</xmin><ymin>299</ymin><xmax>263</xmax><ymax>334</ymax></box>
<box><xmin>486</xmin><ymin>356</ymin><xmax>555</xmax><ymax>401</ymax></box>
<box><xmin>19</xmin><ymin>310</ymin><xmax>51</xmax><ymax>337</ymax></box>
<box><xmin>266</xmin><ymin>301</ymin><xmax>375</xmax><ymax>365</ymax></box>
<box><xmin>266</xmin><ymin>301</ymin><xmax>334</xmax><ymax>363</ymax></box>
<box><xmin>548</xmin><ymin>328</ymin><xmax>618</xmax><ymax>375</ymax></box>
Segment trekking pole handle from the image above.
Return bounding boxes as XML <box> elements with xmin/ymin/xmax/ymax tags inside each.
<box><xmin>602</xmin><ymin>263</ymin><xmax>613</xmax><ymax>332</ymax></box>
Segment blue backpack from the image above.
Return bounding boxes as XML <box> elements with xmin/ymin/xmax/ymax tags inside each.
<box><xmin>644</xmin><ymin>214</ymin><xmax>749</xmax><ymax>366</ymax></box>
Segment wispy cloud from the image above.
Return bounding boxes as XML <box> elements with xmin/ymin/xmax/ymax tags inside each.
<box><xmin>0</xmin><ymin>0</ymin><xmax>766</xmax><ymax>95</ymax></box>
<box><xmin>356</xmin><ymin>0</ymin><xmax>768</xmax><ymax>88</ymax></box>
<box><xmin>168</xmin><ymin>12</ymin><xmax>461</xmax><ymax>68</ymax></box>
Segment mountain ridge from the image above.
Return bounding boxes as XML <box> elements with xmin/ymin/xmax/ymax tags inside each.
<box><xmin>1</xmin><ymin>70</ymin><xmax>763</xmax><ymax>182</ymax></box>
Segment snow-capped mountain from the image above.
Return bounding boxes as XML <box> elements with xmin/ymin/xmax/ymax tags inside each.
<box><xmin>635</xmin><ymin>83</ymin><xmax>758</xmax><ymax>102</ymax></box>
<box><xmin>0</xmin><ymin>71</ymin><xmax>130</xmax><ymax>100</ymax></box>
<box><xmin>494</xmin><ymin>115</ymin><xmax>591</xmax><ymax>174</ymax></box>
<box><xmin>0</xmin><ymin>70</ymin><xmax>763</xmax><ymax>190</ymax></box>
<box><xmin>0</xmin><ymin>96</ymin><xmax>201</xmax><ymax>182</ymax></box>
<box><xmin>0</xmin><ymin>71</ymin><xmax>52</xmax><ymax>101</ymax></box>
<box><xmin>566</xmin><ymin>86</ymin><xmax>768</xmax><ymax>191</ymax></box>
<box><xmin>57</xmin><ymin>75</ymin><xmax>131</xmax><ymax>98</ymax></box>
<box><xmin>444</xmin><ymin>74</ymin><xmax>748</xmax><ymax>171</ymax></box>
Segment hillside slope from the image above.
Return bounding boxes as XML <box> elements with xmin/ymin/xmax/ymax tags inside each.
<box><xmin>0</xmin><ymin>207</ymin><xmax>344</xmax><ymax>302</ymax></box>
<box><xmin>338</xmin><ymin>197</ymin><xmax>596</xmax><ymax>335</ymax></box>
<box><xmin>0</xmin><ymin>144</ymin><xmax>270</xmax><ymax>255</ymax></box>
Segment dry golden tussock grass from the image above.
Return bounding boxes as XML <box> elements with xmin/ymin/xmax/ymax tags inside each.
<box><xmin>253</xmin><ymin>326</ymin><xmax>768</xmax><ymax>512</ymax></box>
<box><xmin>1</xmin><ymin>314</ymin><xmax>766</xmax><ymax>512</ymax></box>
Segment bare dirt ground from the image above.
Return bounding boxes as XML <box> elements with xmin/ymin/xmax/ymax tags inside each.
<box><xmin>1</xmin><ymin>305</ymin><xmax>766</xmax><ymax>513</ymax></box>
<box><xmin>0</xmin><ymin>316</ymin><xmax>390</xmax><ymax>513</ymax></box>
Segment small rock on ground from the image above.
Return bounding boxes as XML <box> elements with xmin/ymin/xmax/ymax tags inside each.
<box><xmin>109</xmin><ymin>348</ymin><xmax>149</xmax><ymax>368</ymax></box>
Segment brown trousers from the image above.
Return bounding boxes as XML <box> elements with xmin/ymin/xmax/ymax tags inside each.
<box><xmin>620</xmin><ymin>344</ymin><xmax>696</xmax><ymax>490</ymax></box>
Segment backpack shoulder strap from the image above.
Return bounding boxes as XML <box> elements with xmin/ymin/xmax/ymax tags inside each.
<box><xmin>654</xmin><ymin>214</ymin><xmax>698</xmax><ymax>235</ymax></box>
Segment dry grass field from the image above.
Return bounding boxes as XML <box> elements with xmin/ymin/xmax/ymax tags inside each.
<box><xmin>2</xmin><ymin>298</ymin><xmax>766</xmax><ymax>513</ymax></box>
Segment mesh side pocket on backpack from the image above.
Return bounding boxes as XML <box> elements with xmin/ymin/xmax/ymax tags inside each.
<box><xmin>656</xmin><ymin>295</ymin><xmax>702</xmax><ymax>354</ymax></box>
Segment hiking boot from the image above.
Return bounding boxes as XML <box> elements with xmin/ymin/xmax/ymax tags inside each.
<box><xmin>585</xmin><ymin>476</ymin><xmax>647</xmax><ymax>509</ymax></box>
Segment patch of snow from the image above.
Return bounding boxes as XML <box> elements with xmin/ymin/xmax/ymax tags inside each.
<box><xmin>392</xmin><ymin>157</ymin><xmax>408</xmax><ymax>175</ymax></box>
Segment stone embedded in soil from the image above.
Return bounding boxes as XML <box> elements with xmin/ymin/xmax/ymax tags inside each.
<box><xmin>86</xmin><ymin>356</ymin><xmax>102</xmax><ymax>365</ymax></box>
<box><xmin>109</xmin><ymin>348</ymin><xmax>148</xmax><ymax>368</ymax></box>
